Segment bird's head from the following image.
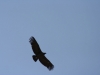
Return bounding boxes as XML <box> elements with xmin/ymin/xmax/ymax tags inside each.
<box><xmin>43</xmin><ymin>53</ymin><xmax>46</xmax><ymax>55</ymax></box>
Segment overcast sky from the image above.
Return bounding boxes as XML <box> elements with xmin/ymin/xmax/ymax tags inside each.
<box><xmin>0</xmin><ymin>0</ymin><xmax>100</xmax><ymax>75</ymax></box>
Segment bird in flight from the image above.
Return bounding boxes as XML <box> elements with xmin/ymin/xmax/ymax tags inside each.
<box><xmin>29</xmin><ymin>36</ymin><xmax>54</xmax><ymax>71</ymax></box>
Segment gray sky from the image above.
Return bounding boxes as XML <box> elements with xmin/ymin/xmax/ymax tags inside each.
<box><xmin>0</xmin><ymin>0</ymin><xmax>100</xmax><ymax>75</ymax></box>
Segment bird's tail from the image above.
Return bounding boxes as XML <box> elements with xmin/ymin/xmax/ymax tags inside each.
<box><xmin>32</xmin><ymin>55</ymin><xmax>38</xmax><ymax>62</ymax></box>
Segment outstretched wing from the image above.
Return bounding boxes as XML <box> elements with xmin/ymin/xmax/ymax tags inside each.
<box><xmin>29</xmin><ymin>36</ymin><xmax>43</xmax><ymax>55</ymax></box>
<box><xmin>39</xmin><ymin>55</ymin><xmax>54</xmax><ymax>70</ymax></box>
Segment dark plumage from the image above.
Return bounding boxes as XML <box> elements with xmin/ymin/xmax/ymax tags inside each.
<box><xmin>29</xmin><ymin>36</ymin><xmax>54</xmax><ymax>70</ymax></box>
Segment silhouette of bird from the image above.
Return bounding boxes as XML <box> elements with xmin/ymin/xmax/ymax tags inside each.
<box><xmin>29</xmin><ymin>36</ymin><xmax>54</xmax><ymax>70</ymax></box>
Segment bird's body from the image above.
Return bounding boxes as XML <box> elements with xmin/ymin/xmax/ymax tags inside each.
<box><xmin>29</xmin><ymin>36</ymin><xmax>54</xmax><ymax>70</ymax></box>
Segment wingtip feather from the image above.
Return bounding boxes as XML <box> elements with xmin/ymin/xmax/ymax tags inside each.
<box><xmin>48</xmin><ymin>65</ymin><xmax>54</xmax><ymax>71</ymax></box>
<box><xmin>29</xmin><ymin>36</ymin><xmax>35</xmax><ymax>43</ymax></box>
